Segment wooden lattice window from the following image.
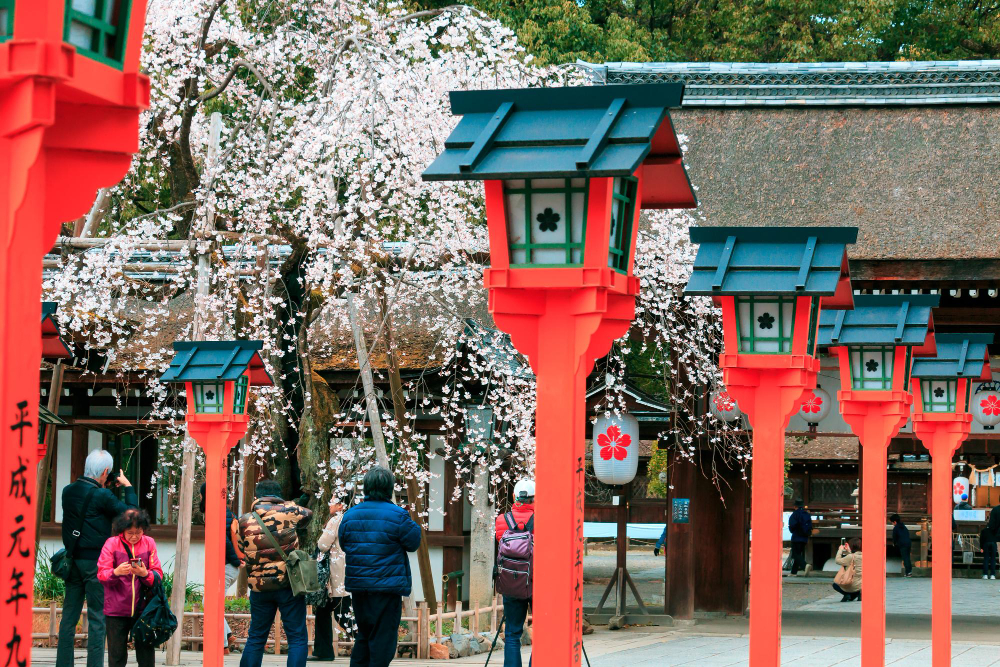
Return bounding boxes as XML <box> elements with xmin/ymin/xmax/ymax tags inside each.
<box><xmin>64</xmin><ymin>0</ymin><xmax>132</xmax><ymax>68</ymax></box>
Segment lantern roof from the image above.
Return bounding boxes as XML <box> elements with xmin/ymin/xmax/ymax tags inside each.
<box><xmin>817</xmin><ymin>294</ymin><xmax>939</xmax><ymax>353</ymax></box>
<box><xmin>684</xmin><ymin>226</ymin><xmax>858</xmax><ymax>308</ymax></box>
<box><xmin>41</xmin><ymin>302</ymin><xmax>72</xmax><ymax>358</ymax></box>
<box><xmin>910</xmin><ymin>333</ymin><xmax>993</xmax><ymax>379</ymax></box>
<box><xmin>422</xmin><ymin>84</ymin><xmax>696</xmax><ymax>205</ymax></box>
<box><xmin>160</xmin><ymin>341</ymin><xmax>273</xmax><ymax>386</ymax></box>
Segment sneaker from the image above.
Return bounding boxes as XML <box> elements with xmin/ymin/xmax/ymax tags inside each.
<box><xmin>804</xmin><ymin>564</ymin><xmax>813</xmax><ymax>576</ymax></box>
<box><xmin>984</xmin><ymin>575</ymin><xmax>989</xmax><ymax>580</ymax></box>
<box><xmin>904</xmin><ymin>573</ymin><xmax>912</xmax><ymax>578</ymax></box>
<box><xmin>992</xmin><ymin>575</ymin><xmax>997</xmax><ymax>580</ymax></box>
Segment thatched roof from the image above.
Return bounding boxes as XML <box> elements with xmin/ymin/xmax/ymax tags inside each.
<box><xmin>579</xmin><ymin>61</ymin><xmax>1000</xmax><ymax>262</ymax></box>
<box><xmin>786</xmin><ymin>435</ymin><xmax>859</xmax><ymax>461</ymax></box>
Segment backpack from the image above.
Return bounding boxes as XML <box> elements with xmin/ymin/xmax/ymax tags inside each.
<box><xmin>495</xmin><ymin>512</ymin><xmax>533</xmax><ymax>600</ymax></box>
<box><xmin>130</xmin><ymin>574</ymin><xmax>177</xmax><ymax>647</ymax></box>
<box><xmin>252</xmin><ymin>511</ymin><xmax>320</xmax><ymax>596</ymax></box>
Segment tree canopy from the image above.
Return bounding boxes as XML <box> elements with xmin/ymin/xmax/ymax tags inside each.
<box><xmin>415</xmin><ymin>0</ymin><xmax>1000</xmax><ymax>65</ymax></box>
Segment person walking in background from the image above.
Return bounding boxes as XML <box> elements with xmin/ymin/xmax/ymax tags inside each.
<box><xmin>238</xmin><ymin>480</ymin><xmax>313</xmax><ymax>667</ymax></box>
<box><xmin>339</xmin><ymin>467</ymin><xmax>422</xmax><ymax>667</ymax></box>
<box><xmin>980</xmin><ymin>510</ymin><xmax>997</xmax><ymax>580</ymax></box>
<box><xmin>495</xmin><ymin>479</ymin><xmax>535</xmax><ymax>667</ymax></box>
<box><xmin>653</xmin><ymin>525</ymin><xmax>666</xmax><ymax>557</ymax></box>
<box><xmin>200</xmin><ymin>482</ymin><xmax>245</xmax><ymax>653</ymax></box>
<box><xmin>56</xmin><ymin>449</ymin><xmax>139</xmax><ymax>667</ymax></box>
<box><xmin>891</xmin><ymin>514</ymin><xmax>913</xmax><ymax>577</ymax></box>
<box><xmin>97</xmin><ymin>509</ymin><xmax>164</xmax><ymax>667</ymax></box>
<box><xmin>832</xmin><ymin>537</ymin><xmax>863</xmax><ymax>602</ymax></box>
<box><xmin>309</xmin><ymin>497</ymin><xmax>354</xmax><ymax>662</ymax></box>
<box><xmin>787</xmin><ymin>499</ymin><xmax>813</xmax><ymax>576</ymax></box>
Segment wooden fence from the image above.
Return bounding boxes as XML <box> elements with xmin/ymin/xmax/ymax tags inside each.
<box><xmin>32</xmin><ymin>596</ymin><xmax>522</xmax><ymax>660</ymax></box>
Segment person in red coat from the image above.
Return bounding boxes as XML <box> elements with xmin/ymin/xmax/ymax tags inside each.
<box><xmin>494</xmin><ymin>480</ymin><xmax>535</xmax><ymax>667</ymax></box>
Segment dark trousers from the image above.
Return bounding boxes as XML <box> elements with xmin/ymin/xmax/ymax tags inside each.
<box><xmin>313</xmin><ymin>596</ymin><xmax>354</xmax><ymax>659</ymax></box>
<box><xmin>241</xmin><ymin>587</ymin><xmax>308</xmax><ymax>667</ymax></box>
<box><xmin>983</xmin><ymin>542</ymin><xmax>998</xmax><ymax>577</ymax></box>
<box><xmin>502</xmin><ymin>596</ymin><xmax>531</xmax><ymax>667</ymax></box>
<box><xmin>900</xmin><ymin>544</ymin><xmax>913</xmax><ymax>575</ymax></box>
<box><xmin>350</xmin><ymin>592</ymin><xmax>402</xmax><ymax>667</ymax></box>
<box><xmin>790</xmin><ymin>542</ymin><xmax>807</xmax><ymax>574</ymax></box>
<box><xmin>56</xmin><ymin>559</ymin><xmax>105</xmax><ymax>667</ymax></box>
<box><xmin>106</xmin><ymin>615</ymin><xmax>154</xmax><ymax>667</ymax></box>
<box><xmin>832</xmin><ymin>583</ymin><xmax>860</xmax><ymax>600</ymax></box>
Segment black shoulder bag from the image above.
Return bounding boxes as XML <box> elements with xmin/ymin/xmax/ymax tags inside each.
<box><xmin>50</xmin><ymin>484</ymin><xmax>98</xmax><ymax>580</ymax></box>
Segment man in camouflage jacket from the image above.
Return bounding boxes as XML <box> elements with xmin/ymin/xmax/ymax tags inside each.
<box><xmin>237</xmin><ymin>480</ymin><xmax>312</xmax><ymax>667</ymax></box>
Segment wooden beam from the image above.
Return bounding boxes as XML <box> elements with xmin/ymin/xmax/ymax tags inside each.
<box><xmin>849</xmin><ymin>259</ymin><xmax>1000</xmax><ymax>286</ymax></box>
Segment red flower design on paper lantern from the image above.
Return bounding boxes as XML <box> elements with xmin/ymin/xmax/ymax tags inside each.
<box><xmin>981</xmin><ymin>395</ymin><xmax>1000</xmax><ymax>416</ymax></box>
<box><xmin>798</xmin><ymin>387</ymin><xmax>832</xmax><ymax>424</ymax></box>
<box><xmin>973</xmin><ymin>383</ymin><xmax>1000</xmax><ymax>428</ymax></box>
<box><xmin>801</xmin><ymin>393</ymin><xmax>823</xmax><ymax>414</ymax></box>
<box><xmin>598</xmin><ymin>425</ymin><xmax>632</xmax><ymax>461</ymax></box>
<box><xmin>709</xmin><ymin>389</ymin><xmax>742</xmax><ymax>423</ymax></box>
<box><xmin>592</xmin><ymin>414</ymin><xmax>640</xmax><ymax>486</ymax></box>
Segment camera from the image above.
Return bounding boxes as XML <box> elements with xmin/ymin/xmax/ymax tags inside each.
<box><xmin>105</xmin><ymin>468</ymin><xmax>122</xmax><ymax>488</ymax></box>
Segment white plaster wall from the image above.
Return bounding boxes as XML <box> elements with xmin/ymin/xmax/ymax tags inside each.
<box><xmin>406</xmin><ymin>546</ymin><xmax>444</xmax><ymax>603</ymax></box>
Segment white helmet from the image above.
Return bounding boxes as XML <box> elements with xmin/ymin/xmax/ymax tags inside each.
<box><xmin>514</xmin><ymin>479</ymin><xmax>535</xmax><ymax>502</ymax></box>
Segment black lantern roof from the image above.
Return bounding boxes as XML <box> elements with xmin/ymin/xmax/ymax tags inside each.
<box><xmin>684</xmin><ymin>226</ymin><xmax>858</xmax><ymax>308</ymax></box>
<box><xmin>911</xmin><ymin>333</ymin><xmax>993</xmax><ymax>379</ymax></box>
<box><xmin>160</xmin><ymin>341</ymin><xmax>273</xmax><ymax>386</ymax></box>
<box><xmin>422</xmin><ymin>83</ymin><xmax>688</xmax><ymax>184</ymax></box>
<box><xmin>817</xmin><ymin>294</ymin><xmax>938</xmax><ymax>350</ymax></box>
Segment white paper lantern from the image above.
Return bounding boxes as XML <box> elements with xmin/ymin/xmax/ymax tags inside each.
<box><xmin>593</xmin><ymin>413</ymin><xmax>640</xmax><ymax>486</ymax></box>
<box><xmin>799</xmin><ymin>386</ymin><xmax>832</xmax><ymax>424</ymax></box>
<box><xmin>953</xmin><ymin>476</ymin><xmax>971</xmax><ymax>505</ymax></box>
<box><xmin>709</xmin><ymin>389</ymin><xmax>742</xmax><ymax>423</ymax></box>
<box><xmin>972</xmin><ymin>382</ymin><xmax>1000</xmax><ymax>428</ymax></box>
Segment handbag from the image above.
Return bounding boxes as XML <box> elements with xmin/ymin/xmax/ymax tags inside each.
<box><xmin>50</xmin><ymin>484</ymin><xmax>98</xmax><ymax>580</ymax></box>
<box><xmin>252</xmin><ymin>511</ymin><xmax>320</xmax><ymax>596</ymax></box>
<box><xmin>304</xmin><ymin>548</ymin><xmax>332</xmax><ymax>607</ymax></box>
<box><xmin>834</xmin><ymin>555</ymin><xmax>856</xmax><ymax>588</ymax></box>
<box><xmin>130</xmin><ymin>574</ymin><xmax>178</xmax><ymax>647</ymax></box>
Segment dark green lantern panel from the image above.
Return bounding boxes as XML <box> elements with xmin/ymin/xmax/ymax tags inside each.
<box><xmin>919</xmin><ymin>379</ymin><xmax>967</xmax><ymax>413</ymax></box>
<box><xmin>233</xmin><ymin>374</ymin><xmax>250</xmax><ymax>415</ymax></box>
<box><xmin>608</xmin><ymin>177</ymin><xmax>637</xmax><ymax>273</ymax></box>
<box><xmin>64</xmin><ymin>0</ymin><xmax>132</xmax><ymax>68</ymax></box>
<box><xmin>504</xmin><ymin>178</ymin><xmax>588</xmax><ymax>267</ymax></box>
<box><xmin>192</xmin><ymin>380</ymin><xmax>226</xmax><ymax>414</ymax></box>
<box><xmin>0</xmin><ymin>0</ymin><xmax>14</xmax><ymax>42</ymax></box>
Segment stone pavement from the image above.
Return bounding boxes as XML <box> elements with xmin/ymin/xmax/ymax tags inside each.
<box><xmin>794</xmin><ymin>576</ymin><xmax>1000</xmax><ymax>615</ymax></box>
<box><xmin>32</xmin><ymin>631</ymin><xmax>1000</xmax><ymax>666</ymax></box>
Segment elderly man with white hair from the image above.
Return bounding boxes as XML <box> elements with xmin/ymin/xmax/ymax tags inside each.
<box><xmin>56</xmin><ymin>449</ymin><xmax>138</xmax><ymax>667</ymax></box>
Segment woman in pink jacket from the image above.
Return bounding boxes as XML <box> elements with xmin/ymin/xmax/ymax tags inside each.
<box><xmin>97</xmin><ymin>509</ymin><xmax>164</xmax><ymax>667</ymax></box>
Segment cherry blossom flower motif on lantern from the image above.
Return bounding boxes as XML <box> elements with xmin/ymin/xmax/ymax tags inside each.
<box><xmin>598</xmin><ymin>425</ymin><xmax>632</xmax><ymax>461</ymax></box>
<box><xmin>865</xmin><ymin>359</ymin><xmax>879</xmax><ymax>373</ymax></box>
<box><xmin>714</xmin><ymin>391</ymin><xmax>736</xmax><ymax>413</ymax></box>
<box><xmin>757</xmin><ymin>312</ymin><xmax>775</xmax><ymax>330</ymax></box>
<box><xmin>954</xmin><ymin>480</ymin><xmax>966</xmax><ymax>496</ymax></box>
<box><xmin>801</xmin><ymin>392</ymin><xmax>823</xmax><ymax>414</ymax></box>
<box><xmin>981</xmin><ymin>395</ymin><xmax>1000</xmax><ymax>416</ymax></box>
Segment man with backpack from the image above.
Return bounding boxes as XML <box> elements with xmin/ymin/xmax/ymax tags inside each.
<box><xmin>494</xmin><ymin>479</ymin><xmax>535</xmax><ymax>667</ymax></box>
<box><xmin>238</xmin><ymin>480</ymin><xmax>313</xmax><ymax>667</ymax></box>
<box><xmin>56</xmin><ymin>449</ymin><xmax>138</xmax><ymax>667</ymax></box>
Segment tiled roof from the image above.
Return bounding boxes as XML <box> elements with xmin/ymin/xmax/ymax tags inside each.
<box><xmin>685</xmin><ymin>226</ymin><xmax>856</xmax><ymax>305</ymax></box>
<box><xmin>579</xmin><ymin>60</ymin><xmax>1000</xmax><ymax>106</ymax></box>
<box><xmin>817</xmin><ymin>295</ymin><xmax>938</xmax><ymax>349</ymax></box>
<box><xmin>911</xmin><ymin>333</ymin><xmax>993</xmax><ymax>379</ymax></box>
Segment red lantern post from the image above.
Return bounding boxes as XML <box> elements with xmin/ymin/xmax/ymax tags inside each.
<box><xmin>424</xmin><ymin>84</ymin><xmax>696</xmax><ymax>664</ymax></box>
<box><xmin>0</xmin><ymin>3</ymin><xmax>148</xmax><ymax>661</ymax></box>
<box><xmin>684</xmin><ymin>227</ymin><xmax>857</xmax><ymax>666</ymax></box>
<box><xmin>819</xmin><ymin>294</ymin><xmax>938</xmax><ymax>666</ymax></box>
<box><xmin>161</xmin><ymin>341</ymin><xmax>273</xmax><ymax>667</ymax></box>
<box><xmin>910</xmin><ymin>334</ymin><xmax>993</xmax><ymax>667</ymax></box>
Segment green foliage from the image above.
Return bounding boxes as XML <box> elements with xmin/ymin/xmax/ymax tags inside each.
<box><xmin>162</xmin><ymin>561</ymin><xmax>204</xmax><ymax>611</ymax></box>
<box><xmin>417</xmin><ymin>0</ymin><xmax>1000</xmax><ymax>65</ymax></box>
<box><xmin>647</xmin><ymin>447</ymin><xmax>669</xmax><ymax>498</ymax></box>
<box><xmin>34</xmin><ymin>548</ymin><xmax>66</xmax><ymax>603</ymax></box>
<box><xmin>225</xmin><ymin>596</ymin><xmax>251</xmax><ymax>613</ymax></box>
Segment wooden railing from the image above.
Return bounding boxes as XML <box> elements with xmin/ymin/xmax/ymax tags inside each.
<box><xmin>32</xmin><ymin>596</ymin><xmax>515</xmax><ymax>661</ymax></box>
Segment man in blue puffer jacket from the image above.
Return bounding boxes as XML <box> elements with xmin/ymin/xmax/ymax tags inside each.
<box><xmin>339</xmin><ymin>466</ymin><xmax>422</xmax><ymax>666</ymax></box>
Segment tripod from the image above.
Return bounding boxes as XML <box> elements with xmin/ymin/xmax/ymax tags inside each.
<box><xmin>484</xmin><ymin>613</ymin><xmax>592</xmax><ymax>667</ymax></box>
